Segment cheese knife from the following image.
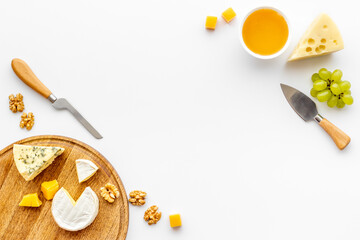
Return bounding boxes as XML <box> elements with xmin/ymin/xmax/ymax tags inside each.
<box><xmin>280</xmin><ymin>83</ymin><xmax>350</xmax><ymax>150</ymax></box>
<box><xmin>11</xmin><ymin>58</ymin><xmax>103</xmax><ymax>139</ymax></box>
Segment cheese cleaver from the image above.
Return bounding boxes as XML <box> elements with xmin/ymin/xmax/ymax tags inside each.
<box><xmin>280</xmin><ymin>83</ymin><xmax>350</xmax><ymax>150</ymax></box>
<box><xmin>11</xmin><ymin>58</ymin><xmax>103</xmax><ymax>139</ymax></box>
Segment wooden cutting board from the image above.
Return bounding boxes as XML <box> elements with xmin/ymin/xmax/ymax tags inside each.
<box><xmin>0</xmin><ymin>135</ymin><xmax>129</xmax><ymax>240</ymax></box>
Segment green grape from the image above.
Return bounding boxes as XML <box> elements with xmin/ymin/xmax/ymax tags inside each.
<box><xmin>337</xmin><ymin>99</ymin><xmax>345</xmax><ymax>108</ymax></box>
<box><xmin>319</xmin><ymin>68</ymin><xmax>331</xmax><ymax>80</ymax></box>
<box><xmin>339</xmin><ymin>81</ymin><xmax>351</xmax><ymax>92</ymax></box>
<box><xmin>330</xmin><ymin>83</ymin><xmax>342</xmax><ymax>95</ymax></box>
<box><xmin>310</xmin><ymin>88</ymin><xmax>318</xmax><ymax>97</ymax></box>
<box><xmin>330</xmin><ymin>69</ymin><xmax>343</xmax><ymax>82</ymax></box>
<box><xmin>313</xmin><ymin>80</ymin><xmax>328</xmax><ymax>91</ymax></box>
<box><xmin>341</xmin><ymin>93</ymin><xmax>353</xmax><ymax>105</ymax></box>
<box><xmin>317</xmin><ymin>89</ymin><xmax>332</xmax><ymax>102</ymax></box>
<box><xmin>311</xmin><ymin>68</ymin><xmax>352</xmax><ymax>108</ymax></box>
<box><xmin>318</xmin><ymin>68</ymin><xmax>328</xmax><ymax>74</ymax></box>
<box><xmin>311</xmin><ymin>73</ymin><xmax>321</xmax><ymax>82</ymax></box>
<box><xmin>327</xmin><ymin>95</ymin><xmax>338</xmax><ymax>108</ymax></box>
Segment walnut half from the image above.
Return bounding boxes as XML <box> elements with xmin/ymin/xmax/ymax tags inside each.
<box><xmin>9</xmin><ymin>93</ymin><xmax>25</xmax><ymax>113</ymax></box>
<box><xmin>144</xmin><ymin>205</ymin><xmax>161</xmax><ymax>225</ymax></box>
<box><xmin>100</xmin><ymin>183</ymin><xmax>120</xmax><ymax>203</ymax></box>
<box><xmin>129</xmin><ymin>190</ymin><xmax>146</xmax><ymax>206</ymax></box>
<box><xmin>20</xmin><ymin>112</ymin><xmax>35</xmax><ymax>130</ymax></box>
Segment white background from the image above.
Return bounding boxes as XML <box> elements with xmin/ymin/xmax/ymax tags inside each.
<box><xmin>1</xmin><ymin>0</ymin><xmax>359</xmax><ymax>239</ymax></box>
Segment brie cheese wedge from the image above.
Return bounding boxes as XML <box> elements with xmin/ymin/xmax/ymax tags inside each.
<box><xmin>13</xmin><ymin>144</ymin><xmax>65</xmax><ymax>181</ymax></box>
<box><xmin>75</xmin><ymin>159</ymin><xmax>99</xmax><ymax>183</ymax></box>
<box><xmin>52</xmin><ymin>187</ymin><xmax>99</xmax><ymax>231</ymax></box>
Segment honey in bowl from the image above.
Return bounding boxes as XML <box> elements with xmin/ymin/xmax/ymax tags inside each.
<box><xmin>242</xmin><ymin>8</ymin><xmax>289</xmax><ymax>56</ymax></box>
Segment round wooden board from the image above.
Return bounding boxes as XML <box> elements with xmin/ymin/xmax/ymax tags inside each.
<box><xmin>0</xmin><ymin>135</ymin><xmax>129</xmax><ymax>240</ymax></box>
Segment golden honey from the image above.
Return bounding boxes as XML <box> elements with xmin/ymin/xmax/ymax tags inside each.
<box><xmin>242</xmin><ymin>8</ymin><xmax>289</xmax><ymax>56</ymax></box>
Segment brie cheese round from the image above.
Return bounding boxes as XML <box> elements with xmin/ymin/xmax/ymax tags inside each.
<box><xmin>52</xmin><ymin>187</ymin><xmax>99</xmax><ymax>231</ymax></box>
<box><xmin>75</xmin><ymin>159</ymin><xmax>99</xmax><ymax>183</ymax></box>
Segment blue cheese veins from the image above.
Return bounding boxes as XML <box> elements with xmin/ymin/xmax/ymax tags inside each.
<box><xmin>13</xmin><ymin>144</ymin><xmax>65</xmax><ymax>181</ymax></box>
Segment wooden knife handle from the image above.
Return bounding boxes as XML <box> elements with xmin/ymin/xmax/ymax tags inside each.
<box><xmin>11</xmin><ymin>58</ymin><xmax>52</xmax><ymax>99</ymax></box>
<box><xmin>319</xmin><ymin>118</ymin><xmax>350</xmax><ymax>150</ymax></box>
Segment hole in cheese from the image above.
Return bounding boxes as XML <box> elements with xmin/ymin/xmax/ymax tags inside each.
<box><xmin>319</xmin><ymin>45</ymin><xmax>326</xmax><ymax>50</ymax></box>
<box><xmin>308</xmin><ymin>38</ymin><xmax>315</xmax><ymax>45</ymax></box>
<box><xmin>323</xmin><ymin>25</ymin><xmax>328</xmax><ymax>29</ymax></box>
<box><xmin>306</xmin><ymin>47</ymin><xmax>312</xmax><ymax>52</ymax></box>
<box><xmin>321</xmin><ymin>38</ymin><xmax>326</xmax><ymax>43</ymax></box>
<box><xmin>315</xmin><ymin>47</ymin><xmax>321</xmax><ymax>53</ymax></box>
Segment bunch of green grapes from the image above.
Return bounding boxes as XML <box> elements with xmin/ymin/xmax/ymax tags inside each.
<box><xmin>310</xmin><ymin>68</ymin><xmax>353</xmax><ymax>108</ymax></box>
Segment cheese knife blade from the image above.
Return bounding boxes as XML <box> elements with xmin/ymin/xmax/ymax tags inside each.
<box><xmin>280</xmin><ymin>83</ymin><xmax>319</xmax><ymax>121</ymax></box>
<box><xmin>280</xmin><ymin>83</ymin><xmax>350</xmax><ymax>150</ymax></box>
<box><xmin>11</xmin><ymin>58</ymin><xmax>103</xmax><ymax>139</ymax></box>
<box><xmin>51</xmin><ymin>97</ymin><xmax>103</xmax><ymax>139</ymax></box>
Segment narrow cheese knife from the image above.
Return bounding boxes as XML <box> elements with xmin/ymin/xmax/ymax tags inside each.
<box><xmin>280</xmin><ymin>83</ymin><xmax>350</xmax><ymax>150</ymax></box>
<box><xmin>11</xmin><ymin>58</ymin><xmax>103</xmax><ymax>139</ymax></box>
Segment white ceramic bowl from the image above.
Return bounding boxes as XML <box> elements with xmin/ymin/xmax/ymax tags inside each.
<box><xmin>240</xmin><ymin>6</ymin><xmax>291</xmax><ymax>59</ymax></box>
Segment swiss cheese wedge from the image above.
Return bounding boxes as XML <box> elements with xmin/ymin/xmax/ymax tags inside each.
<box><xmin>13</xmin><ymin>145</ymin><xmax>65</xmax><ymax>181</ymax></box>
<box><xmin>288</xmin><ymin>14</ymin><xmax>344</xmax><ymax>61</ymax></box>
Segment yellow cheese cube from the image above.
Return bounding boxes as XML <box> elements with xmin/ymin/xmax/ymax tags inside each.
<box><xmin>205</xmin><ymin>16</ymin><xmax>217</xmax><ymax>30</ymax></box>
<box><xmin>222</xmin><ymin>8</ymin><xmax>236</xmax><ymax>23</ymax></box>
<box><xmin>19</xmin><ymin>193</ymin><xmax>42</xmax><ymax>207</ymax></box>
<box><xmin>169</xmin><ymin>214</ymin><xmax>182</xmax><ymax>227</ymax></box>
<box><xmin>41</xmin><ymin>180</ymin><xmax>59</xmax><ymax>200</ymax></box>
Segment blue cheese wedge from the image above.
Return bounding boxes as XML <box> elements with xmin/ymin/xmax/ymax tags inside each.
<box><xmin>13</xmin><ymin>144</ymin><xmax>65</xmax><ymax>181</ymax></box>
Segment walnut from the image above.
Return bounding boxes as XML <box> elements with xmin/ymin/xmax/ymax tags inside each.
<box><xmin>144</xmin><ymin>205</ymin><xmax>161</xmax><ymax>225</ymax></box>
<box><xmin>129</xmin><ymin>190</ymin><xmax>146</xmax><ymax>206</ymax></box>
<box><xmin>20</xmin><ymin>112</ymin><xmax>35</xmax><ymax>130</ymax></box>
<box><xmin>100</xmin><ymin>183</ymin><xmax>120</xmax><ymax>203</ymax></box>
<box><xmin>9</xmin><ymin>93</ymin><xmax>25</xmax><ymax>113</ymax></box>
<box><xmin>100</xmin><ymin>187</ymin><xmax>115</xmax><ymax>203</ymax></box>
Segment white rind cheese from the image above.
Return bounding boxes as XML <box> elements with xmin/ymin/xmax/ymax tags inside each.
<box><xmin>13</xmin><ymin>144</ymin><xmax>65</xmax><ymax>181</ymax></box>
<box><xmin>52</xmin><ymin>187</ymin><xmax>99</xmax><ymax>231</ymax></box>
<box><xmin>75</xmin><ymin>159</ymin><xmax>99</xmax><ymax>183</ymax></box>
<box><xmin>288</xmin><ymin>14</ymin><xmax>344</xmax><ymax>61</ymax></box>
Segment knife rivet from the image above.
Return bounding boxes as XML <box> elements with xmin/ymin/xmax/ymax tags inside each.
<box><xmin>48</xmin><ymin>94</ymin><xmax>57</xmax><ymax>103</ymax></box>
<box><xmin>314</xmin><ymin>114</ymin><xmax>323</xmax><ymax>123</ymax></box>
